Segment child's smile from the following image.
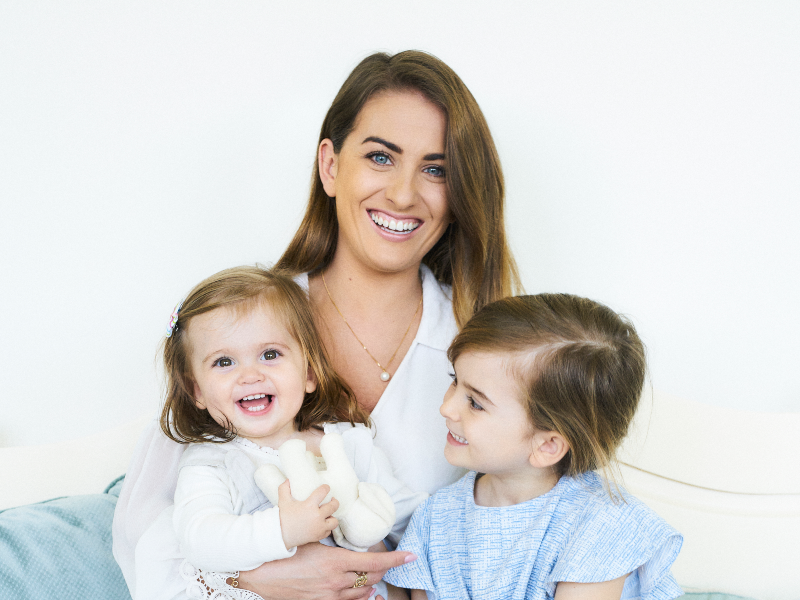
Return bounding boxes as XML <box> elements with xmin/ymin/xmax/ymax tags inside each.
<box><xmin>187</xmin><ymin>303</ymin><xmax>316</xmax><ymax>447</ymax></box>
<box><xmin>440</xmin><ymin>351</ymin><xmax>536</xmax><ymax>477</ymax></box>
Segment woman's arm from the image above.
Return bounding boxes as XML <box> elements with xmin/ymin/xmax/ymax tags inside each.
<box><xmin>554</xmin><ymin>575</ymin><xmax>628</xmax><ymax>600</ymax></box>
<box><xmin>236</xmin><ymin>542</ymin><xmax>416</xmax><ymax>600</ymax></box>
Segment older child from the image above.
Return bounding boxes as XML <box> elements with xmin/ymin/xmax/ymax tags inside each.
<box><xmin>135</xmin><ymin>266</ymin><xmax>426</xmax><ymax>600</ymax></box>
<box><xmin>384</xmin><ymin>294</ymin><xmax>683</xmax><ymax>600</ymax></box>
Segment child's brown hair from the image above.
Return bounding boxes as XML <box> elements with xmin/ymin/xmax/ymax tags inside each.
<box><xmin>448</xmin><ymin>294</ymin><xmax>645</xmax><ymax>477</ymax></box>
<box><xmin>160</xmin><ymin>266</ymin><xmax>369</xmax><ymax>444</ymax></box>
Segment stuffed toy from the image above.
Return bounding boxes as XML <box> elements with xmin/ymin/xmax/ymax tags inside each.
<box><xmin>254</xmin><ymin>432</ymin><xmax>396</xmax><ymax>552</ymax></box>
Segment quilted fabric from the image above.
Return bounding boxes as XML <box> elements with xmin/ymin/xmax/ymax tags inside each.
<box><xmin>0</xmin><ymin>476</ymin><xmax>131</xmax><ymax>600</ymax></box>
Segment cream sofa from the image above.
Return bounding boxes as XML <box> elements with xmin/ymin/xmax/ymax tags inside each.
<box><xmin>2</xmin><ymin>392</ymin><xmax>798</xmax><ymax>600</ymax></box>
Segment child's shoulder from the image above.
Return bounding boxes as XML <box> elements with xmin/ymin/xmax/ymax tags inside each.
<box><xmin>557</xmin><ymin>472</ymin><xmax>672</xmax><ymax>531</ymax></box>
<box><xmin>548</xmin><ymin>472</ymin><xmax>682</xmax><ymax>586</ymax></box>
<box><xmin>179</xmin><ymin>439</ymin><xmax>246</xmax><ymax>469</ymax></box>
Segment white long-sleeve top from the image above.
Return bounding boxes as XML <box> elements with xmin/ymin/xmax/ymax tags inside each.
<box><xmin>134</xmin><ymin>423</ymin><xmax>428</xmax><ymax>600</ymax></box>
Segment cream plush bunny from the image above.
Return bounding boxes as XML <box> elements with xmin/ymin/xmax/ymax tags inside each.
<box><xmin>254</xmin><ymin>432</ymin><xmax>396</xmax><ymax>552</ymax></box>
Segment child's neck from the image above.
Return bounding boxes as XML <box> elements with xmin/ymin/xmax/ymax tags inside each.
<box><xmin>474</xmin><ymin>468</ymin><xmax>561</xmax><ymax>507</ymax></box>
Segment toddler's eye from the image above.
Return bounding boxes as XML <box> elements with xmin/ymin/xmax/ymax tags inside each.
<box><xmin>262</xmin><ymin>349</ymin><xmax>279</xmax><ymax>361</ymax></box>
<box><xmin>424</xmin><ymin>165</ymin><xmax>445</xmax><ymax>178</ymax></box>
<box><xmin>468</xmin><ymin>396</ymin><xmax>484</xmax><ymax>411</ymax></box>
<box><xmin>366</xmin><ymin>151</ymin><xmax>392</xmax><ymax>166</ymax></box>
<box><xmin>213</xmin><ymin>357</ymin><xmax>233</xmax><ymax>368</ymax></box>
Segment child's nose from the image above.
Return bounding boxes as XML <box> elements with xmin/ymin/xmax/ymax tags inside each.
<box><xmin>239</xmin><ymin>364</ymin><xmax>264</xmax><ymax>385</ymax></box>
<box><xmin>440</xmin><ymin>386</ymin><xmax>458</xmax><ymax>420</ymax></box>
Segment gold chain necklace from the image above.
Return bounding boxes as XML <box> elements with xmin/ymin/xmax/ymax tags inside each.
<box><xmin>321</xmin><ymin>272</ymin><xmax>423</xmax><ymax>382</ymax></box>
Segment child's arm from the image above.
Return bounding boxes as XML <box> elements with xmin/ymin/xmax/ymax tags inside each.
<box><xmin>173</xmin><ymin>465</ymin><xmax>336</xmax><ymax>572</ymax></box>
<box><xmin>554</xmin><ymin>575</ymin><xmax>628</xmax><ymax>600</ymax></box>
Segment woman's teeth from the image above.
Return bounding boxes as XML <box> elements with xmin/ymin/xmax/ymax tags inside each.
<box><xmin>450</xmin><ymin>430</ymin><xmax>468</xmax><ymax>444</ymax></box>
<box><xmin>370</xmin><ymin>212</ymin><xmax>420</xmax><ymax>233</ymax></box>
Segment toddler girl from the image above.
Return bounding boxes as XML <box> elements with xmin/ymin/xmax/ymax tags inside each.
<box><xmin>135</xmin><ymin>266</ymin><xmax>426</xmax><ymax>600</ymax></box>
<box><xmin>384</xmin><ymin>294</ymin><xmax>683</xmax><ymax>600</ymax></box>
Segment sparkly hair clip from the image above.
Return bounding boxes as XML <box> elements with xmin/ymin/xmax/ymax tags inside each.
<box><xmin>165</xmin><ymin>300</ymin><xmax>183</xmax><ymax>338</ymax></box>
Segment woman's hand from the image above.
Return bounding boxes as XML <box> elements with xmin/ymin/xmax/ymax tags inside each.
<box><xmin>237</xmin><ymin>542</ymin><xmax>417</xmax><ymax>600</ymax></box>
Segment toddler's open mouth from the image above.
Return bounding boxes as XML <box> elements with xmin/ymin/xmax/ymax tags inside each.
<box><xmin>238</xmin><ymin>393</ymin><xmax>273</xmax><ymax>412</ymax></box>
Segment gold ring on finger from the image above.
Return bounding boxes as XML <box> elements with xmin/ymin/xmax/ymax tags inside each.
<box><xmin>352</xmin><ymin>572</ymin><xmax>368</xmax><ymax>588</ymax></box>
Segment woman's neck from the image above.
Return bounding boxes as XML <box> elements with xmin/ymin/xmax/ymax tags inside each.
<box><xmin>320</xmin><ymin>251</ymin><xmax>424</xmax><ymax>315</ymax></box>
<box><xmin>307</xmin><ymin>252</ymin><xmax>426</xmax><ymax>414</ymax></box>
<box><xmin>474</xmin><ymin>468</ymin><xmax>561</xmax><ymax>507</ymax></box>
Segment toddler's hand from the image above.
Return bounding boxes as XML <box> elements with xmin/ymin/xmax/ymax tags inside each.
<box><xmin>277</xmin><ymin>480</ymin><xmax>339</xmax><ymax>550</ymax></box>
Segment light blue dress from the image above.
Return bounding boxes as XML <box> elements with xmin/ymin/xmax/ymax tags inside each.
<box><xmin>384</xmin><ymin>471</ymin><xmax>683</xmax><ymax>600</ymax></box>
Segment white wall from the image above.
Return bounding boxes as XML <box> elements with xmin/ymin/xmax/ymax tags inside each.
<box><xmin>1</xmin><ymin>1</ymin><xmax>798</xmax><ymax>447</ymax></box>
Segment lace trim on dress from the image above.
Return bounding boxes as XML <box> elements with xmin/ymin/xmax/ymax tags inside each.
<box><xmin>232</xmin><ymin>436</ymin><xmax>326</xmax><ymax>468</ymax></box>
<box><xmin>180</xmin><ymin>560</ymin><xmax>265</xmax><ymax>600</ymax></box>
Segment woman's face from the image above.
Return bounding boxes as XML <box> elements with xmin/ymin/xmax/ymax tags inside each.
<box><xmin>319</xmin><ymin>90</ymin><xmax>451</xmax><ymax>275</ymax></box>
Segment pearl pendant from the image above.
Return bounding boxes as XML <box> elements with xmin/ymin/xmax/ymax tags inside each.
<box><xmin>380</xmin><ymin>370</ymin><xmax>391</xmax><ymax>382</ymax></box>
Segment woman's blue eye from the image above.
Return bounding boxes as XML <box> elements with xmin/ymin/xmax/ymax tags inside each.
<box><xmin>424</xmin><ymin>165</ymin><xmax>445</xmax><ymax>178</ymax></box>
<box><xmin>367</xmin><ymin>152</ymin><xmax>391</xmax><ymax>166</ymax></box>
<box><xmin>448</xmin><ymin>371</ymin><xmax>457</xmax><ymax>385</ymax></box>
<box><xmin>262</xmin><ymin>350</ymin><xmax>279</xmax><ymax>361</ymax></box>
<box><xmin>214</xmin><ymin>357</ymin><xmax>233</xmax><ymax>368</ymax></box>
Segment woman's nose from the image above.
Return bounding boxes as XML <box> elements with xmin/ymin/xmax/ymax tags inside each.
<box><xmin>386</xmin><ymin>168</ymin><xmax>416</xmax><ymax>209</ymax></box>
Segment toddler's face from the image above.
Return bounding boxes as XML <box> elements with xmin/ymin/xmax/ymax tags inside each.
<box><xmin>440</xmin><ymin>351</ymin><xmax>535</xmax><ymax>476</ymax></box>
<box><xmin>187</xmin><ymin>303</ymin><xmax>316</xmax><ymax>447</ymax></box>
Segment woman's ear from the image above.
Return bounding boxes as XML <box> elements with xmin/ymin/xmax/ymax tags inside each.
<box><xmin>305</xmin><ymin>365</ymin><xmax>318</xmax><ymax>394</ymax></box>
<box><xmin>529</xmin><ymin>431</ymin><xmax>569</xmax><ymax>469</ymax></box>
<box><xmin>318</xmin><ymin>139</ymin><xmax>338</xmax><ymax>198</ymax></box>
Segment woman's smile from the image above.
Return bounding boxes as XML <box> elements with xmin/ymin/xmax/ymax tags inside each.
<box><xmin>369</xmin><ymin>209</ymin><xmax>421</xmax><ymax>235</ymax></box>
<box><xmin>319</xmin><ymin>90</ymin><xmax>451</xmax><ymax>275</ymax></box>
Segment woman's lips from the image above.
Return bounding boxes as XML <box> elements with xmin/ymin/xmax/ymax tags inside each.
<box><xmin>369</xmin><ymin>210</ymin><xmax>421</xmax><ymax>235</ymax></box>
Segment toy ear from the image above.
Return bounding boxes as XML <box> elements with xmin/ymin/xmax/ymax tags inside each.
<box><xmin>278</xmin><ymin>439</ymin><xmax>327</xmax><ymax>502</ymax></box>
<box><xmin>254</xmin><ymin>464</ymin><xmax>286</xmax><ymax>507</ymax></box>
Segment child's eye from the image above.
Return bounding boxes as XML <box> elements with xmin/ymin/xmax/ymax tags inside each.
<box><xmin>261</xmin><ymin>349</ymin><xmax>279</xmax><ymax>361</ymax></box>
<box><xmin>468</xmin><ymin>396</ymin><xmax>484</xmax><ymax>411</ymax></box>
<box><xmin>366</xmin><ymin>151</ymin><xmax>392</xmax><ymax>166</ymax></box>
<box><xmin>213</xmin><ymin>357</ymin><xmax>233</xmax><ymax>368</ymax></box>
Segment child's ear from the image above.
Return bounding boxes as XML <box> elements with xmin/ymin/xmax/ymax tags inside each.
<box><xmin>305</xmin><ymin>365</ymin><xmax>318</xmax><ymax>394</ymax></box>
<box><xmin>529</xmin><ymin>431</ymin><xmax>570</xmax><ymax>469</ymax></box>
<box><xmin>193</xmin><ymin>381</ymin><xmax>207</xmax><ymax>410</ymax></box>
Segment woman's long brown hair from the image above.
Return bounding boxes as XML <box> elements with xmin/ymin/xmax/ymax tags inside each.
<box><xmin>275</xmin><ymin>50</ymin><xmax>521</xmax><ymax>327</ymax></box>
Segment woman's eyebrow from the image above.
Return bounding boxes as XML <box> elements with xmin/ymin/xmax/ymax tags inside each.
<box><xmin>363</xmin><ymin>136</ymin><xmax>402</xmax><ymax>153</ymax></box>
<box><xmin>362</xmin><ymin>136</ymin><xmax>445</xmax><ymax>162</ymax></box>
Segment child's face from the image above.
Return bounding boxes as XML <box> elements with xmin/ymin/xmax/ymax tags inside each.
<box><xmin>440</xmin><ymin>351</ymin><xmax>536</xmax><ymax>476</ymax></box>
<box><xmin>187</xmin><ymin>303</ymin><xmax>316</xmax><ymax>447</ymax></box>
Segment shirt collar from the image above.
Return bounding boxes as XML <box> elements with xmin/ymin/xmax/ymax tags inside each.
<box><xmin>295</xmin><ymin>265</ymin><xmax>457</xmax><ymax>353</ymax></box>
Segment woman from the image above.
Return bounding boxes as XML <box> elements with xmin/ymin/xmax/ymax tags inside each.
<box><xmin>113</xmin><ymin>50</ymin><xmax>520</xmax><ymax>600</ymax></box>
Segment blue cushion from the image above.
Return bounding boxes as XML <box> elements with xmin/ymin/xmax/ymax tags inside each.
<box><xmin>681</xmin><ymin>595</ymin><xmax>756</xmax><ymax>600</ymax></box>
<box><xmin>0</xmin><ymin>476</ymin><xmax>132</xmax><ymax>600</ymax></box>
